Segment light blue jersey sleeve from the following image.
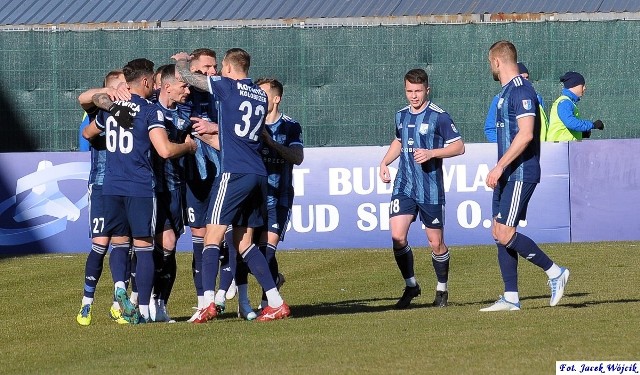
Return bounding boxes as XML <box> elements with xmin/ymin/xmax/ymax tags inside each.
<box><xmin>483</xmin><ymin>95</ymin><xmax>499</xmax><ymax>142</ymax></box>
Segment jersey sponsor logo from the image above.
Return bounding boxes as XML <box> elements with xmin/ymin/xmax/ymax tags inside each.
<box><xmin>498</xmin><ymin>98</ymin><xmax>504</xmax><ymax>109</ymax></box>
<box><xmin>419</xmin><ymin>123</ymin><xmax>429</xmax><ymax>135</ymax></box>
<box><xmin>407</xmin><ymin>138</ymin><xmax>415</xmax><ymax>146</ymax></box>
<box><xmin>114</xmin><ymin>100</ymin><xmax>141</xmax><ymax>116</ymax></box>
<box><xmin>522</xmin><ymin>100</ymin><xmax>533</xmax><ymax>110</ymax></box>
<box><xmin>451</xmin><ymin>123</ymin><xmax>458</xmax><ymax>133</ymax></box>
<box><xmin>237</xmin><ymin>82</ymin><xmax>267</xmax><ymax>103</ymax></box>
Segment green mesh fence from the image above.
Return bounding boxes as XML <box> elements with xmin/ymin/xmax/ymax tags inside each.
<box><xmin>0</xmin><ymin>21</ymin><xmax>638</xmax><ymax>151</ymax></box>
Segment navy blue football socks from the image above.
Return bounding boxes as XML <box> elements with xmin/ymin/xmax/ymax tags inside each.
<box><xmin>134</xmin><ymin>245</ymin><xmax>155</xmax><ymax>306</ymax></box>
<box><xmin>242</xmin><ymin>245</ymin><xmax>277</xmax><ymax>291</ymax></box>
<box><xmin>83</xmin><ymin>243</ymin><xmax>107</xmax><ymax>299</ymax></box>
<box><xmin>192</xmin><ymin>236</ymin><xmax>204</xmax><ymax>296</ymax></box>
<box><xmin>497</xmin><ymin>243</ymin><xmax>519</xmax><ymax>292</ymax></box>
<box><xmin>507</xmin><ymin>232</ymin><xmax>553</xmax><ymax>271</ymax></box>
<box><xmin>431</xmin><ymin>250</ymin><xmax>450</xmax><ymax>284</ymax></box>
<box><xmin>202</xmin><ymin>244</ymin><xmax>221</xmax><ymax>292</ymax></box>
<box><xmin>393</xmin><ymin>244</ymin><xmax>415</xmax><ymax>280</ymax></box>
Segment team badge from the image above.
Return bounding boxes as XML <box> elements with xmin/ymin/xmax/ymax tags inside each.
<box><xmin>522</xmin><ymin>99</ymin><xmax>532</xmax><ymax>110</ymax></box>
<box><xmin>419</xmin><ymin>123</ymin><xmax>429</xmax><ymax>135</ymax></box>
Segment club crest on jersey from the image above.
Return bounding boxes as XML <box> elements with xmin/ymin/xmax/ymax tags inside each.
<box><xmin>522</xmin><ymin>99</ymin><xmax>532</xmax><ymax>110</ymax></box>
<box><xmin>418</xmin><ymin>123</ymin><xmax>429</xmax><ymax>135</ymax></box>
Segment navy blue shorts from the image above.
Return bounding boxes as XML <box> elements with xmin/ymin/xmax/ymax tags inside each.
<box><xmin>156</xmin><ymin>188</ymin><xmax>185</xmax><ymax>236</ymax></box>
<box><xmin>492</xmin><ymin>180</ymin><xmax>536</xmax><ymax>227</ymax></box>
<box><xmin>185</xmin><ymin>172</ymin><xmax>216</xmax><ymax>228</ymax></box>
<box><xmin>88</xmin><ymin>184</ymin><xmax>108</xmax><ymax>238</ymax></box>
<box><xmin>265</xmin><ymin>205</ymin><xmax>291</xmax><ymax>241</ymax></box>
<box><xmin>207</xmin><ymin>173</ymin><xmax>266</xmax><ymax>228</ymax></box>
<box><xmin>389</xmin><ymin>194</ymin><xmax>444</xmax><ymax>229</ymax></box>
<box><xmin>103</xmin><ymin>195</ymin><xmax>155</xmax><ymax>238</ymax></box>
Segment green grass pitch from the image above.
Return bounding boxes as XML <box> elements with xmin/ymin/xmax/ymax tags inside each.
<box><xmin>1</xmin><ymin>242</ymin><xmax>639</xmax><ymax>374</ymax></box>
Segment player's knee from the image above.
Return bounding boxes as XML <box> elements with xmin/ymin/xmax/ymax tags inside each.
<box><xmin>430</xmin><ymin>242</ymin><xmax>446</xmax><ymax>255</ymax></box>
<box><xmin>494</xmin><ymin>229</ymin><xmax>515</xmax><ymax>246</ymax></box>
<box><xmin>391</xmin><ymin>235</ymin><xmax>408</xmax><ymax>249</ymax></box>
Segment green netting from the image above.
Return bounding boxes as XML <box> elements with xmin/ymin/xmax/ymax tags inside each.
<box><xmin>0</xmin><ymin>21</ymin><xmax>638</xmax><ymax>151</ymax></box>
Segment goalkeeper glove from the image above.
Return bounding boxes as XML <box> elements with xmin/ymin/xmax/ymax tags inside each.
<box><xmin>108</xmin><ymin>103</ymin><xmax>133</xmax><ymax>129</ymax></box>
<box><xmin>593</xmin><ymin>120</ymin><xmax>604</xmax><ymax>130</ymax></box>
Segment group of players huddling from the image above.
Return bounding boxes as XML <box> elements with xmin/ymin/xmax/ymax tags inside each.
<box><xmin>76</xmin><ymin>47</ymin><xmax>303</xmax><ymax>324</ymax></box>
<box><xmin>76</xmin><ymin>40</ymin><xmax>570</xmax><ymax>326</ymax></box>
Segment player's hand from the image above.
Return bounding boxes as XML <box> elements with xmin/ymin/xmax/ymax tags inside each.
<box><xmin>261</xmin><ymin>129</ymin><xmax>274</xmax><ymax>146</ymax></box>
<box><xmin>114</xmin><ymin>82</ymin><xmax>131</xmax><ymax>101</ymax></box>
<box><xmin>593</xmin><ymin>120</ymin><xmax>604</xmax><ymax>130</ymax></box>
<box><xmin>486</xmin><ymin>165</ymin><xmax>504</xmax><ymax>189</ymax></box>
<box><xmin>184</xmin><ymin>135</ymin><xmax>197</xmax><ymax>154</ymax></box>
<box><xmin>108</xmin><ymin>103</ymin><xmax>133</xmax><ymax>129</ymax></box>
<box><xmin>105</xmin><ymin>83</ymin><xmax>131</xmax><ymax>102</ymax></box>
<box><xmin>171</xmin><ymin>52</ymin><xmax>191</xmax><ymax>62</ymax></box>
<box><xmin>379</xmin><ymin>164</ymin><xmax>391</xmax><ymax>183</ymax></box>
<box><xmin>413</xmin><ymin>148</ymin><xmax>433</xmax><ymax>164</ymax></box>
<box><xmin>190</xmin><ymin>117</ymin><xmax>218</xmax><ymax>135</ymax></box>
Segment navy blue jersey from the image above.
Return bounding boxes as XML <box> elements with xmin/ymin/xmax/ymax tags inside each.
<box><xmin>207</xmin><ymin>76</ymin><xmax>267</xmax><ymax>175</ymax></box>
<box><xmin>85</xmin><ymin>110</ymin><xmax>106</xmax><ymax>186</ymax></box>
<box><xmin>190</xmin><ymin>88</ymin><xmax>218</xmax><ymax>122</ymax></box>
<box><xmin>496</xmin><ymin>76</ymin><xmax>541</xmax><ymax>183</ymax></box>
<box><xmin>184</xmin><ymin>88</ymin><xmax>221</xmax><ymax>181</ymax></box>
<box><xmin>261</xmin><ymin>114</ymin><xmax>303</xmax><ymax>208</ymax></box>
<box><xmin>392</xmin><ymin>102</ymin><xmax>461</xmax><ymax>205</ymax></box>
<box><xmin>95</xmin><ymin>94</ymin><xmax>165</xmax><ymax>197</ymax></box>
<box><xmin>151</xmin><ymin>102</ymin><xmax>191</xmax><ymax>192</ymax></box>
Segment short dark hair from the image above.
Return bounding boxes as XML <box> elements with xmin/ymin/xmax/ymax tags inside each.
<box><xmin>191</xmin><ymin>48</ymin><xmax>216</xmax><ymax>61</ymax></box>
<box><xmin>160</xmin><ymin>64</ymin><xmax>177</xmax><ymax>84</ymax></box>
<box><xmin>224</xmin><ymin>48</ymin><xmax>250</xmax><ymax>73</ymax></box>
<box><xmin>255</xmin><ymin>77</ymin><xmax>283</xmax><ymax>97</ymax></box>
<box><xmin>404</xmin><ymin>69</ymin><xmax>429</xmax><ymax>87</ymax></box>
<box><xmin>122</xmin><ymin>58</ymin><xmax>154</xmax><ymax>83</ymax></box>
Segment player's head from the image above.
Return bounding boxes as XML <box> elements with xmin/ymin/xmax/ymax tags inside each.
<box><xmin>404</xmin><ymin>69</ymin><xmax>430</xmax><ymax>112</ymax></box>
<box><xmin>221</xmin><ymin>48</ymin><xmax>250</xmax><ymax>77</ymax></box>
<box><xmin>160</xmin><ymin>64</ymin><xmax>190</xmax><ymax>104</ymax></box>
<box><xmin>256</xmin><ymin>77</ymin><xmax>283</xmax><ymax>113</ymax></box>
<box><xmin>122</xmin><ymin>58</ymin><xmax>155</xmax><ymax>97</ymax></box>
<box><xmin>154</xmin><ymin>64</ymin><xmax>170</xmax><ymax>90</ymax></box>
<box><xmin>103</xmin><ymin>70</ymin><xmax>125</xmax><ymax>90</ymax></box>
<box><xmin>190</xmin><ymin>48</ymin><xmax>217</xmax><ymax>76</ymax></box>
<box><xmin>488</xmin><ymin>40</ymin><xmax>518</xmax><ymax>82</ymax></box>
<box><xmin>560</xmin><ymin>71</ymin><xmax>586</xmax><ymax>97</ymax></box>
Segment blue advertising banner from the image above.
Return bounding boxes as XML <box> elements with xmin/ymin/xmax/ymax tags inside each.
<box><xmin>0</xmin><ymin>143</ymin><xmax>571</xmax><ymax>254</ymax></box>
<box><xmin>279</xmin><ymin>142</ymin><xmax>570</xmax><ymax>249</ymax></box>
<box><xmin>569</xmin><ymin>139</ymin><xmax>640</xmax><ymax>242</ymax></box>
<box><xmin>0</xmin><ymin>152</ymin><xmax>91</xmax><ymax>254</ymax></box>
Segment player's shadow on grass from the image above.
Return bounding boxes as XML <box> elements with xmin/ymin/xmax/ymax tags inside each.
<box><xmin>288</xmin><ymin>297</ymin><xmax>441</xmax><ymax>318</ymax></box>
<box><xmin>473</xmin><ymin>292</ymin><xmax>640</xmax><ymax>309</ymax></box>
